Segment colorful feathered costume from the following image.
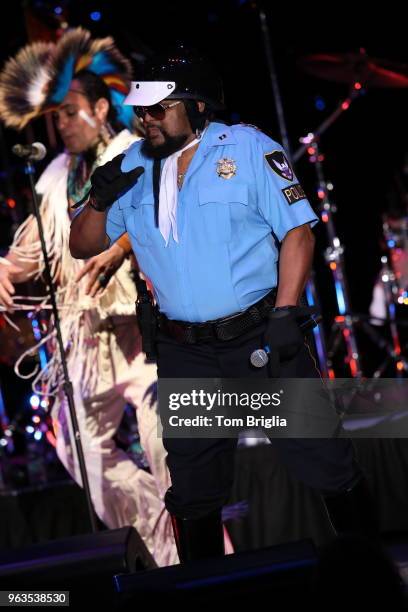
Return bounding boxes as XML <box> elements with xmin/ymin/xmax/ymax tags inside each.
<box><xmin>0</xmin><ymin>28</ymin><xmax>178</xmax><ymax>566</ymax></box>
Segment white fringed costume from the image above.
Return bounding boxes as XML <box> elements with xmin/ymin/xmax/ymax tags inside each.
<box><xmin>9</xmin><ymin>130</ymin><xmax>178</xmax><ymax>567</ymax></box>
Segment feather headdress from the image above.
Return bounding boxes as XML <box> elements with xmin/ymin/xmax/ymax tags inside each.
<box><xmin>0</xmin><ymin>41</ymin><xmax>54</xmax><ymax>129</ymax></box>
<box><xmin>0</xmin><ymin>27</ymin><xmax>134</xmax><ymax>130</ymax></box>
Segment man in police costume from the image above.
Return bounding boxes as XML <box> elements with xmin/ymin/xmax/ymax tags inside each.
<box><xmin>70</xmin><ymin>48</ymin><xmax>377</xmax><ymax>563</ymax></box>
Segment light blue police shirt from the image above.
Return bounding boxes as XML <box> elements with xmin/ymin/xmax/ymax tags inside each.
<box><xmin>106</xmin><ymin>121</ymin><xmax>318</xmax><ymax>322</ymax></box>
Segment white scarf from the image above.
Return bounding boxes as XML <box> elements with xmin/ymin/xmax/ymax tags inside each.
<box><xmin>158</xmin><ymin>135</ymin><xmax>202</xmax><ymax>246</ymax></box>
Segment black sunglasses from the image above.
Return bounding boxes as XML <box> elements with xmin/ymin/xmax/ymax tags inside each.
<box><xmin>134</xmin><ymin>100</ymin><xmax>182</xmax><ymax>120</ymax></box>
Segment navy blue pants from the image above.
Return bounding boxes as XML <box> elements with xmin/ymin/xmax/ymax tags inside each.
<box><xmin>157</xmin><ymin>321</ymin><xmax>358</xmax><ymax>519</ymax></box>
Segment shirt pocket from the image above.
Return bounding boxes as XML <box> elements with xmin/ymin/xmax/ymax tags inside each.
<box><xmin>198</xmin><ymin>183</ymin><xmax>249</xmax><ymax>243</ymax></box>
<box><xmin>121</xmin><ymin>191</ymin><xmax>154</xmax><ymax>247</ymax></box>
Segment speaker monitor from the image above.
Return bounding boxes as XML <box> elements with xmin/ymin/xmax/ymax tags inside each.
<box><xmin>0</xmin><ymin>527</ymin><xmax>156</xmax><ymax>598</ymax></box>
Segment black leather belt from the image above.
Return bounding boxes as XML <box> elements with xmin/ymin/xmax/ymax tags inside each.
<box><xmin>158</xmin><ymin>289</ymin><xmax>276</xmax><ymax>344</ymax></box>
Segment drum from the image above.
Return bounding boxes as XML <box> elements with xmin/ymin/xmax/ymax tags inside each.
<box><xmin>383</xmin><ymin>216</ymin><xmax>408</xmax><ymax>303</ymax></box>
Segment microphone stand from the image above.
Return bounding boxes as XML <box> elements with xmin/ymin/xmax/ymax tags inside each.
<box><xmin>23</xmin><ymin>157</ymin><xmax>98</xmax><ymax>533</ymax></box>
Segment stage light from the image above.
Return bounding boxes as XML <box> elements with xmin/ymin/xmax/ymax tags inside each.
<box><xmin>335</xmin><ymin>281</ymin><xmax>346</xmax><ymax>314</ymax></box>
<box><xmin>315</xmin><ymin>97</ymin><xmax>326</xmax><ymax>111</ymax></box>
<box><xmin>90</xmin><ymin>11</ymin><xmax>101</xmax><ymax>21</ymax></box>
<box><xmin>30</xmin><ymin>395</ymin><xmax>40</xmax><ymax>408</ymax></box>
<box><xmin>349</xmin><ymin>359</ymin><xmax>358</xmax><ymax>377</ymax></box>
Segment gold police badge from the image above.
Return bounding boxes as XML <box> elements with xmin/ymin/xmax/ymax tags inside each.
<box><xmin>216</xmin><ymin>158</ymin><xmax>237</xmax><ymax>179</ymax></box>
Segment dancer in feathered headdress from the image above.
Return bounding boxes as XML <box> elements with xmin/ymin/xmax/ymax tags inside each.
<box><xmin>0</xmin><ymin>29</ymin><xmax>180</xmax><ymax>567</ymax></box>
<box><xmin>0</xmin><ymin>27</ymin><xmax>134</xmax><ymax>131</ymax></box>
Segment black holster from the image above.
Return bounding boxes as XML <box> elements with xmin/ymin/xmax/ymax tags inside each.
<box><xmin>131</xmin><ymin>270</ymin><xmax>158</xmax><ymax>363</ymax></box>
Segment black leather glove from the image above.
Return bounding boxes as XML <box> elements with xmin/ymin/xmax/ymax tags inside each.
<box><xmin>75</xmin><ymin>153</ymin><xmax>144</xmax><ymax>211</ymax></box>
<box><xmin>264</xmin><ymin>305</ymin><xmax>319</xmax><ymax>362</ymax></box>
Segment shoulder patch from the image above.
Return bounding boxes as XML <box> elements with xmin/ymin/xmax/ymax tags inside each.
<box><xmin>282</xmin><ymin>184</ymin><xmax>306</xmax><ymax>205</ymax></box>
<box><xmin>264</xmin><ymin>150</ymin><xmax>294</xmax><ymax>182</ymax></box>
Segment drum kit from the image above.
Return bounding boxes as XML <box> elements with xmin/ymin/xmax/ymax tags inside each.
<box><xmin>295</xmin><ymin>48</ymin><xmax>408</xmax><ymax>378</ymax></box>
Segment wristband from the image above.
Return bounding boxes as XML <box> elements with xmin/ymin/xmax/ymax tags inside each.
<box><xmin>270</xmin><ymin>305</ymin><xmax>297</xmax><ymax>312</ymax></box>
<box><xmin>116</xmin><ymin>233</ymin><xmax>133</xmax><ymax>256</ymax></box>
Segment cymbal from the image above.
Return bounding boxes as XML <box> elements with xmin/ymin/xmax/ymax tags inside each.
<box><xmin>299</xmin><ymin>51</ymin><xmax>408</xmax><ymax>88</ymax></box>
